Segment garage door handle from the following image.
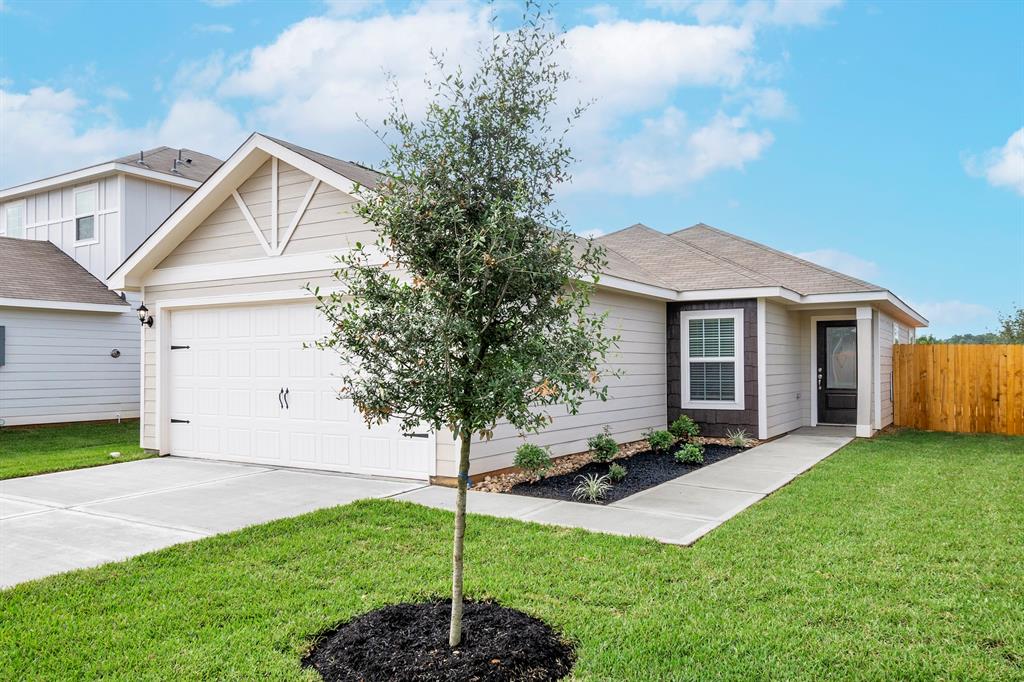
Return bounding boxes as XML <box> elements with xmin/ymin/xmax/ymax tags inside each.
<box><xmin>283</xmin><ymin>388</ymin><xmax>289</xmax><ymax>409</ymax></box>
<box><xmin>171</xmin><ymin>419</ymin><xmax>190</xmax><ymax>424</ymax></box>
<box><xmin>405</xmin><ymin>433</ymin><xmax>428</xmax><ymax>438</ymax></box>
<box><xmin>278</xmin><ymin>388</ymin><xmax>284</xmax><ymax>408</ymax></box>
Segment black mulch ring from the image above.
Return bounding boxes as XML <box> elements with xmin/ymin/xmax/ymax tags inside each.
<box><xmin>506</xmin><ymin>444</ymin><xmax>745</xmax><ymax>504</ymax></box>
<box><xmin>302</xmin><ymin>599</ymin><xmax>575</xmax><ymax>682</ymax></box>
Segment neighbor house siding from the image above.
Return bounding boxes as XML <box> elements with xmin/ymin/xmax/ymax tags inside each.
<box><xmin>0</xmin><ymin>307</ymin><xmax>139</xmax><ymax>426</ymax></box>
<box><xmin>122</xmin><ymin>176</ymin><xmax>192</xmax><ymax>259</ymax></box>
<box><xmin>433</xmin><ymin>288</ymin><xmax>667</xmax><ymax>477</ymax></box>
<box><xmin>667</xmin><ymin>299</ymin><xmax>758</xmax><ymax>437</ymax></box>
<box><xmin>764</xmin><ymin>300</ymin><xmax>807</xmax><ymax>437</ymax></box>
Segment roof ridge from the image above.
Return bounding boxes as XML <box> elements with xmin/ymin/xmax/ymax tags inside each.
<box><xmin>675</xmin><ymin>223</ymin><xmax>882</xmax><ymax>291</ymax></box>
<box><xmin>596</xmin><ymin>238</ymin><xmax>674</xmax><ymax>289</ymax></box>
<box><xmin>653</xmin><ymin>226</ymin><xmax>778</xmax><ymax>287</ymax></box>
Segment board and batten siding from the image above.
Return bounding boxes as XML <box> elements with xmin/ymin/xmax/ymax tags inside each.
<box><xmin>434</xmin><ymin>288</ymin><xmax>667</xmax><ymax>477</ymax></box>
<box><xmin>0</xmin><ymin>306</ymin><xmax>140</xmax><ymax>425</ymax></box>
<box><xmin>122</xmin><ymin>176</ymin><xmax>192</xmax><ymax>259</ymax></box>
<box><xmin>763</xmin><ymin>300</ymin><xmax>807</xmax><ymax>438</ymax></box>
<box><xmin>154</xmin><ymin>160</ymin><xmax>372</xmax><ymax>270</ymax></box>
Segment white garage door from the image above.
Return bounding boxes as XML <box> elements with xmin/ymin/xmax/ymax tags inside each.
<box><xmin>166</xmin><ymin>301</ymin><xmax>433</xmax><ymax>480</ymax></box>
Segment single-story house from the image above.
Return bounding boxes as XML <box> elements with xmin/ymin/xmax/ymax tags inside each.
<box><xmin>0</xmin><ymin>147</ymin><xmax>221</xmax><ymax>425</ymax></box>
<box><xmin>108</xmin><ymin>133</ymin><xmax>926</xmax><ymax>481</ymax></box>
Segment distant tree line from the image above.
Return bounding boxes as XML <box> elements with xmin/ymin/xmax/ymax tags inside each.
<box><xmin>917</xmin><ymin>304</ymin><xmax>1023</xmax><ymax>344</ymax></box>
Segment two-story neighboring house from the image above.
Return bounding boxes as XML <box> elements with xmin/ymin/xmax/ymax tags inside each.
<box><xmin>0</xmin><ymin>147</ymin><xmax>221</xmax><ymax>426</ymax></box>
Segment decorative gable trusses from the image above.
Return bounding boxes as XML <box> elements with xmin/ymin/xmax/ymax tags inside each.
<box><xmin>231</xmin><ymin>157</ymin><xmax>322</xmax><ymax>257</ymax></box>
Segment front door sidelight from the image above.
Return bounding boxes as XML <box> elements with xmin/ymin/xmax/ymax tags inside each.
<box><xmin>816</xmin><ymin>321</ymin><xmax>857</xmax><ymax>424</ymax></box>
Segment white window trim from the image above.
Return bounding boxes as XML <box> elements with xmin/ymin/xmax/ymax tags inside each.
<box><xmin>73</xmin><ymin>183</ymin><xmax>100</xmax><ymax>246</ymax></box>
<box><xmin>680</xmin><ymin>308</ymin><xmax>745</xmax><ymax>411</ymax></box>
<box><xmin>3</xmin><ymin>199</ymin><xmax>26</xmax><ymax>238</ymax></box>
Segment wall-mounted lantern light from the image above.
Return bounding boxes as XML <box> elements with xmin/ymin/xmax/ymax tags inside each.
<box><xmin>137</xmin><ymin>303</ymin><xmax>154</xmax><ymax>328</ymax></box>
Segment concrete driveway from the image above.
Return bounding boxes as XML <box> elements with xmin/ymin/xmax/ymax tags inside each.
<box><xmin>0</xmin><ymin>458</ymin><xmax>424</xmax><ymax>588</ymax></box>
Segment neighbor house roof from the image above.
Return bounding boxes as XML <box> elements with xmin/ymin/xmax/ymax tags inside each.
<box><xmin>0</xmin><ymin>147</ymin><xmax>223</xmax><ymax>201</ymax></box>
<box><xmin>0</xmin><ymin>237</ymin><xmax>128</xmax><ymax>308</ymax></box>
<box><xmin>597</xmin><ymin>222</ymin><xmax>883</xmax><ymax>296</ymax></box>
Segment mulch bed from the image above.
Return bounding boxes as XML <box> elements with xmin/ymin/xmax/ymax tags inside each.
<box><xmin>302</xmin><ymin>599</ymin><xmax>575</xmax><ymax>682</ymax></box>
<box><xmin>507</xmin><ymin>444</ymin><xmax>745</xmax><ymax>504</ymax></box>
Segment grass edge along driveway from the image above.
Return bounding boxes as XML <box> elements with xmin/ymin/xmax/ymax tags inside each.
<box><xmin>0</xmin><ymin>420</ymin><xmax>149</xmax><ymax>480</ymax></box>
<box><xmin>1</xmin><ymin>430</ymin><xmax>1021</xmax><ymax>680</ymax></box>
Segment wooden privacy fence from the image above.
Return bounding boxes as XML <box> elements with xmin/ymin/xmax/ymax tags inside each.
<box><xmin>893</xmin><ymin>344</ymin><xmax>1024</xmax><ymax>435</ymax></box>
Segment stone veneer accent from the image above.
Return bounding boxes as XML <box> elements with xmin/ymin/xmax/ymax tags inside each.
<box><xmin>667</xmin><ymin>299</ymin><xmax>758</xmax><ymax>437</ymax></box>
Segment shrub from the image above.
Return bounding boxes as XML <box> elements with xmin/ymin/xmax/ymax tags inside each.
<box><xmin>647</xmin><ymin>429</ymin><xmax>675</xmax><ymax>454</ymax></box>
<box><xmin>572</xmin><ymin>473</ymin><xmax>612</xmax><ymax>503</ymax></box>
<box><xmin>587</xmin><ymin>429</ymin><xmax>618</xmax><ymax>463</ymax></box>
<box><xmin>675</xmin><ymin>442</ymin><xmax>705</xmax><ymax>465</ymax></box>
<box><xmin>514</xmin><ymin>443</ymin><xmax>552</xmax><ymax>478</ymax></box>
<box><xmin>669</xmin><ymin>414</ymin><xmax>700</xmax><ymax>441</ymax></box>
<box><xmin>726</xmin><ymin>428</ymin><xmax>753</xmax><ymax>448</ymax></box>
<box><xmin>607</xmin><ymin>463</ymin><xmax>627</xmax><ymax>483</ymax></box>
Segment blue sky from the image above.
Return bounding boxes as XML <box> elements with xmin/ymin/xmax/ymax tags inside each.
<box><xmin>1</xmin><ymin>0</ymin><xmax>1021</xmax><ymax>337</ymax></box>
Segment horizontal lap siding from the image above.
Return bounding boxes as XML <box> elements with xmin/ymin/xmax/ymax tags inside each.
<box><xmin>435</xmin><ymin>289</ymin><xmax>667</xmax><ymax>477</ymax></box>
<box><xmin>0</xmin><ymin>307</ymin><xmax>140</xmax><ymax>425</ymax></box>
<box><xmin>765</xmin><ymin>301</ymin><xmax>807</xmax><ymax>437</ymax></box>
<box><xmin>879</xmin><ymin>311</ymin><xmax>894</xmax><ymax>428</ymax></box>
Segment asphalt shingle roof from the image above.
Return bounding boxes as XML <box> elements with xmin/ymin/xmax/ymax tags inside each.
<box><xmin>596</xmin><ymin>222</ymin><xmax>885</xmax><ymax>295</ymax></box>
<box><xmin>111</xmin><ymin>147</ymin><xmax>223</xmax><ymax>183</ymax></box>
<box><xmin>263</xmin><ymin>135</ymin><xmax>384</xmax><ymax>190</ymax></box>
<box><xmin>0</xmin><ymin>237</ymin><xmax>127</xmax><ymax>307</ymax></box>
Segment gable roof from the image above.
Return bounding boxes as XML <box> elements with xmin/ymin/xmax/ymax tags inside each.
<box><xmin>262</xmin><ymin>135</ymin><xmax>383</xmax><ymax>190</ymax></box>
<box><xmin>670</xmin><ymin>223</ymin><xmax>883</xmax><ymax>295</ymax></box>
<box><xmin>597</xmin><ymin>222</ymin><xmax>884</xmax><ymax>296</ymax></box>
<box><xmin>0</xmin><ymin>237</ymin><xmax>128</xmax><ymax>308</ymax></box>
<box><xmin>0</xmin><ymin>147</ymin><xmax>223</xmax><ymax>201</ymax></box>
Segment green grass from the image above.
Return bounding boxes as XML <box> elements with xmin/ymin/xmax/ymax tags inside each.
<box><xmin>0</xmin><ymin>420</ymin><xmax>150</xmax><ymax>480</ymax></box>
<box><xmin>1</xmin><ymin>430</ymin><xmax>1022</xmax><ymax>680</ymax></box>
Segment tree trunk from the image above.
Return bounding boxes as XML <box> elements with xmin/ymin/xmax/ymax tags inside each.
<box><xmin>449</xmin><ymin>427</ymin><xmax>472</xmax><ymax>647</ymax></box>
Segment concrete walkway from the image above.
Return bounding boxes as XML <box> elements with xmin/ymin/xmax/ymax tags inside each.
<box><xmin>395</xmin><ymin>426</ymin><xmax>854</xmax><ymax>545</ymax></box>
<box><xmin>0</xmin><ymin>458</ymin><xmax>422</xmax><ymax>588</ymax></box>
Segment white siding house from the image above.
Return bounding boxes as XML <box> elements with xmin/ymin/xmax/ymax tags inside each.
<box><xmin>109</xmin><ymin>133</ymin><xmax>926</xmax><ymax>482</ymax></box>
<box><xmin>0</xmin><ymin>147</ymin><xmax>221</xmax><ymax>426</ymax></box>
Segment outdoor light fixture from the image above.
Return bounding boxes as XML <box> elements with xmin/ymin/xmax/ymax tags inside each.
<box><xmin>137</xmin><ymin>303</ymin><xmax>153</xmax><ymax>328</ymax></box>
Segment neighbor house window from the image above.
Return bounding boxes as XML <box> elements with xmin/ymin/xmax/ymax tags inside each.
<box><xmin>3</xmin><ymin>201</ymin><xmax>25</xmax><ymax>239</ymax></box>
<box><xmin>74</xmin><ymin>185</ymin><xmax>97</xmax><ymax>242</ymax></box>
<box><xmin>681</xmin><ymin>309</ymin><xmax>744</xmax><ymax>410</ymax></box>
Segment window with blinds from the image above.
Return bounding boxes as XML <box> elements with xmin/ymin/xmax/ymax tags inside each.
<box><xmin>681</xmin><ymin>310</ymin><xmax>743</xmax><ymax>409</ymax></box>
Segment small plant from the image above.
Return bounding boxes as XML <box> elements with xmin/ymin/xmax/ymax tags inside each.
<box><xmin>572</xmin><ymin>473</ymin><xmax>612</xmax><ymax>503</ymax></box>
<box><xmin>646</xmin><ymin>429</ymin><xmax>676</xmax><ymax>454</ymax></box>
<box><xmin>675</xmin><ymin>442</ymin><xmax>705</xmax><ymax>465</ymax></box>
<box><xmin>514</xmin><ymin>443</ymin><xmax>552</xmax><ymax>478</ymax></box>
<box><xmin>669</xmin><ymin>414</ymin><xmax>700</xmax><ymax>441</ymax></box>
<box><xmin>726</xmin><ymin>428</ymin><xmax>753</xmax><ymax>448</ymax></box>
<box><xmin>587</xmin><ymin>428</ymin><xmax>618</xmax><ymax>463</ymax></box>
<box><xmin>607</xmin><ymin>462</ymin><xmax>628</xmax><ymax>483</ymax></box>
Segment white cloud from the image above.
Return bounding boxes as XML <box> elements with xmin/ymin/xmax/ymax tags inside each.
<box><xmin>964</xmin><ymin>128</ymin><xmax>1024</xmax><ymax>196</ymax></box>
<box><xmin>0</xmin><ymin>87</ymin><xmax>243</xmax><ymax>186</ymax></box>
<box><xmin>573</xmin><ymin>108</ymin><xmax>773</xmax><ymax>195</ymax></box>
<box><xmin>910</xmin><ymin>300</ymin><xmax>995</xmax><ymax>335</ymax></box>
<box><xmin>648</xmin><ymin>0</ymin><xmax>842</xmax><ymax>27</ymax></box>
<box><xmin>194</xmin><ymin>23</ymin><xmax>234</xmax><ymax>34</ymax></box>
<box><xmin>582</xmin><ymin>4</ymin><xmax>620</xmax><ymax>22</ymax></box>
<box><xmin>791</xmin><ymin>248</ymin><xmax>881</xmax><ymax>281</ymax></box>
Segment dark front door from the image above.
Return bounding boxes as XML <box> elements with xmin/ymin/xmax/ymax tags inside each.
<box><xmin>817</xmin><ymin>321</ymin><xmax>857</xmax><ymax>424</ymax></box>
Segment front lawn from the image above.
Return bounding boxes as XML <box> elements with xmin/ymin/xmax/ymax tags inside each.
<box><xmin>1</xmin><ymin>430</ymin><xmax>1021</xmax><ymax>680</ymax></box>
<box><xmin>0</xmin><ymin>420</ymin><xmax>149</xmax><ymax>480</ymax></box>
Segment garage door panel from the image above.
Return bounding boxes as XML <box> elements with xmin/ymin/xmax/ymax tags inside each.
<box><xmin>167</xmin><ymin>302</ymin><xmax>431</xmax><ymax>479</ymax></box>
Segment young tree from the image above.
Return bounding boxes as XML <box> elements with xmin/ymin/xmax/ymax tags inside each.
<box><xmin>997</xmin><ymin>305</ymin><xmax>1024</xmax><ymax>343</ymax></box>
<box><xmin>311</xmin><ymin>8</ymin><xmax>615</xmax><ymax>647</ymax></box>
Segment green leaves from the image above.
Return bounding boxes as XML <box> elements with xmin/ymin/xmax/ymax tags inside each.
<box><xmin>310</xmin><ymin>4</ymin><xmax>614</xmax><ymax>444</ymax></box>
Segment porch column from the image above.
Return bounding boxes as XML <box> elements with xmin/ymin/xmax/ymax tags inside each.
<box><xmin>856</xmin><ymin>306</ymin><xmax>874</xmax><ymax>437</ymax></box>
